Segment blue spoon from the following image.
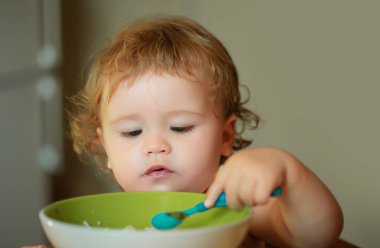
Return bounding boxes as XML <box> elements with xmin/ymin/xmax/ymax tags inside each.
<box><xmin>151</xmin><ymin>187</ymin><xmax>282</xmax><ymax>230</ymax></box>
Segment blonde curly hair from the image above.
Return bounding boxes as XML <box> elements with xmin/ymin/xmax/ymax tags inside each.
<box><xmin>68</xmin><ymin>15</ymin><xmax>260</xmax><ymax>171</ymax></box>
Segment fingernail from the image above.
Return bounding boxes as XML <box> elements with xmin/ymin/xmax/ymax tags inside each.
<box><xmin>204</xmin><ymin>199</ymin><xmax>211</xmax><ymax>208</ymax></box>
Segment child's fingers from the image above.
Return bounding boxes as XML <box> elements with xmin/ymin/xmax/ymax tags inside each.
<box><xmin>204</xmin><ymin>181</ymin><xmax>224</xmax><ymax>208</ymax></box>
<box><xmin>224</xmin><ymin>175</ymin><xmax>244</xmax><ymax>210</ymax></box>
<box><xmin>204</xmin><ymin>166</ymin><xmax>229</xmax><ymax>208</ymax></box>
<box><xmin>237</xmin><ymin>177</ymin><xmax>258</xmax><ymax>206</ymax></box>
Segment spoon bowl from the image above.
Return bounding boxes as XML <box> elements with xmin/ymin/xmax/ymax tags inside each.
<box><xmin>152</xmin><ymin>192</ymin><xmax>227</xmax><ymax>229</ymax></box>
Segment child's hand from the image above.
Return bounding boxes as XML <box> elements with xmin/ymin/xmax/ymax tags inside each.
<box><xmin>205</xmin><ymin>148</ymin><xmax>287</xmax><ymax>209</ymax></box>
<box><xmin>205</xmin><ymin>147</ymin><xmax>343</xmax><ymax>247</ymax></box>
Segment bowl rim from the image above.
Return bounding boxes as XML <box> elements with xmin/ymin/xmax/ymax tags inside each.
<box><xmin>39</xmin><ymin>191</ymin><xmax>252</xmax><ymax>234</ymax></box>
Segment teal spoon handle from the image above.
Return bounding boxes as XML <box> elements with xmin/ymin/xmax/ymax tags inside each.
<box><xmin>271</xmin><ymin>186</ymin><xmax>282</xmax><ymax>197</ymax></box>
<box><xmin>184</xmin><ymin>192</ymin><xmax>226</xmax><ymax>215</ymax></box>
<box><xmin>184</xmin><ymin>186</ymin><xmax>282</xmax><ymax>215</ymax></box>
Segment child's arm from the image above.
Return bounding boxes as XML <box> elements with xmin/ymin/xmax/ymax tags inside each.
<box><xmin>205</xmin><ymin>147</ymin><xmax>344</xmax><ymax>247</ymax></box>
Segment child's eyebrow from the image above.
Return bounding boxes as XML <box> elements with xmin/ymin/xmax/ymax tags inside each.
<box><xmin>109</xmin><ymin>110</ymin><xmax>206</xmax><ymax>125</ymax></box>
<box><xmin>166</xmin><ymin>110</ymin><xmax>206</xmax><ymax>117</ymax></box>
<box><xmin>109</xmin><ymin>114</ymin><xmax>140</xmax><ymax>125</ymax></box>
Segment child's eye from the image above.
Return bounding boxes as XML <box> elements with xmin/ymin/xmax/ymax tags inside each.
<box><xmin>170</xmin><ymin>126</ymin><xmax>194</xmax><ymax>133</ymax></box>
<box><xmin>121</xmin><ymin>130</ymin><xmax>142</xmax><ymax>137</ymax></box>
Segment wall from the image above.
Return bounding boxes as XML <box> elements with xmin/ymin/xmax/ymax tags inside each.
<box><xmin>61</xmin><ymin>1</ymin><xmax>380</xmax><ymax>247</ymax></box>
<box><xmin>0</xmin><ymin>0</ymin><xmax>63</xmax><ymax>246</ymax></box>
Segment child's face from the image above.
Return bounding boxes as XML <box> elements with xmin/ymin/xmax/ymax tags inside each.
<box><xmin>97</xmin><ymin>72</ymin><xmax>235</xmax><ymax>193</ymax></box>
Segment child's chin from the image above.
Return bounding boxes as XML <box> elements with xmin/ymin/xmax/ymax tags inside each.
<box><xmin>148</xmin><ymin>184</ymin><xmax>181</xmax><ymax>192</ymax></box>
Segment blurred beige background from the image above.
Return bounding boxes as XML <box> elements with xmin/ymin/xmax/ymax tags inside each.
<box><xmin>1</xmin><ymin>0</ymin><xmax>376</xmax><ymax>247</ymax></box>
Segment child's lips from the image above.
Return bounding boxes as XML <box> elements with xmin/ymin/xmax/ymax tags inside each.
<box><xmin>144</xmin><ymin>164</ymin><xmax>174</xmax><ymax>178</ymax></box>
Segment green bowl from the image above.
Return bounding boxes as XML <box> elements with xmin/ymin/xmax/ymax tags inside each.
<box><xmin>40</xmin><ymin>192</ymin><xmax>251</xmax><ymax>248</ymax></box>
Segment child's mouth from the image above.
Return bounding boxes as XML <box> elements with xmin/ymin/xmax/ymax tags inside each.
<box><xmin>144</xmin><ymin>165</ymin><xmax>173</xmax><ymax>178</ymax></box>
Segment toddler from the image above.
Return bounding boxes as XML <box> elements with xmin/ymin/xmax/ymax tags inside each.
<box><xmin>28</xmin><ymin>15</ymin><xmax>344</xmax><ymax>248</ymax></box>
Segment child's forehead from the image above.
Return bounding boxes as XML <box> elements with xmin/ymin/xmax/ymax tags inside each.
<box><xmin>99</xmin><ymin>69</ymin><xmax>223</xmax><ymax>119</ymax></box>
<box><xmin>114</xmin><ymin>69</ymin><xmax>211</xmax><ymax>91</ymax></box>
<box><xmin>100</xmin><ymin>69</ymin><xmax>213</xmax><ymax>109</ymax></box>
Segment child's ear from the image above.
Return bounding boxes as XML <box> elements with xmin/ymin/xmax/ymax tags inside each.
<box><xmin>96</xmin><ymin>127</ymin><xmax>105</xmax><ymax>146</ymax></box>
<box><xmin>96</xmin><ymin>127</ymin><xmax>112</xmax><ymax>169</ymax></box>
<box><xmin>221</xmin><ymin>115</ymin><xmax>236</xmax><ymax>157</ymax></box>
<box><xmin>106</xmin><ymin>159</ymin><xmax>112</xmax><ymax>170</ymax></box>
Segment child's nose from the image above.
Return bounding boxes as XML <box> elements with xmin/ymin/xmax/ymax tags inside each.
<box><xmin>143</xmin><ymin>137</ymin><xmax>171</xmax><ymax>155</ymax></box>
